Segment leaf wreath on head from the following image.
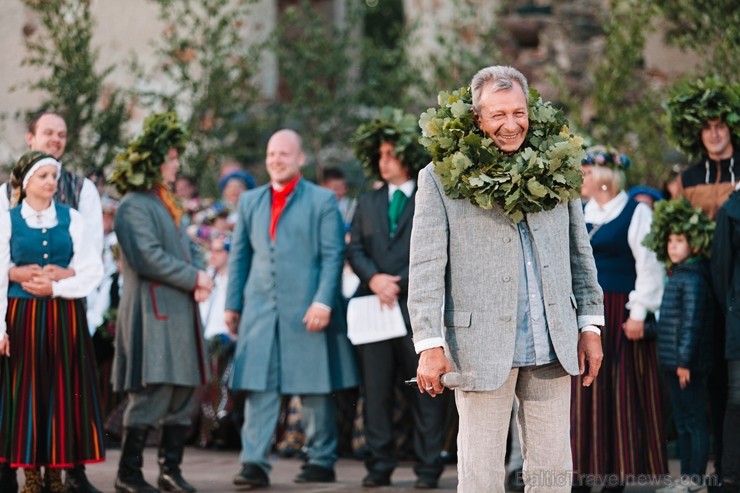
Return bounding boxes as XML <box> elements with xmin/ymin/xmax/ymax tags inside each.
<box><xmin>418</xmin><ymin>86</ymin><xmax>585</xmax><ymax>223</ymax></box>
<box><xmin>642</xmin><ymin>197</ymin><xmax>715</xmax><ymax>267</ymax></box>
<box><xmin>663</xmin><ymin>76</ymin><xmax>740</xmax><ymax>160</ymax></box>
<box><xmin>109</xmin><ymin>112</ymin><xmax>188</xmax><ymax>195</ymax></box>
<box><xmin>353</xmin><ymin>107</ymin><xmax>430</xmax><ymax>180</ymax></box>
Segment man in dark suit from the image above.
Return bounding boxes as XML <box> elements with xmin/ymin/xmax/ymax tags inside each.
<box><xmin>348</xmin><ymin>110</ymin><xmax>446</xmax><ymax>489</ymax></box>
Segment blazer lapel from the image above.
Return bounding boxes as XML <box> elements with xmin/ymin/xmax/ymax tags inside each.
<box><xmin>373</xmin><ymin>185</ymin><xmax>391</xmax><ymax>240</ymax></box>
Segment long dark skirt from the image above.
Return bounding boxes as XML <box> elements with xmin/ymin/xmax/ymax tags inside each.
<box><xmin>571</xmin><ymin>291</ymin><xmax>667</xmax><ymax>479</ymax></box>
<box><xmin>0</xmin><ymin>297</ymin><xmax>105</xmax><ymax>468</ymax></box>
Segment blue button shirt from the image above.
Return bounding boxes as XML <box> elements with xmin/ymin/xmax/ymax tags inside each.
<box><xmin>512</xmin><ymin>221</ymin><xmax>557</xmax><ymax>367</ymax></box>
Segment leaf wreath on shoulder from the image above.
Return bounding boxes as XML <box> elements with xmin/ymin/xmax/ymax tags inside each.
<box><xmin>418</xmin><ymin>86</ymin><xmax>585</xmax><ymax>223</ymax></box>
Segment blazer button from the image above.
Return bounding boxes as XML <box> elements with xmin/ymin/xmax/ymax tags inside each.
<box><xmin>43</xmin><ymin>253</ymin><xmax>49</xmax><ymax>259</ymax></box>
<box><xmin>501</xmin><ymin>315</ymin><xmax>511</xmax><ymax>322</ymax></box>
<box><xmin>42</xmin><ymin>240</ymin><xmax>48</xmax><ymax>246</ymax></box>
<box><xmin>503</xmin><ymin>237</ymin><xmax>511</xmax><ymax>243</ymax></box>
<box><xmin>502</xmin><ymin>275</ymin><xmax>511</xmax><ymax>282</ymax></box>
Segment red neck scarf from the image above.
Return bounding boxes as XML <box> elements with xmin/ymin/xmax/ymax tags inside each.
<box><xmin>270</xmin><ymin>175</ymin><xmax>300</xmax><ymax>241</ymax></box>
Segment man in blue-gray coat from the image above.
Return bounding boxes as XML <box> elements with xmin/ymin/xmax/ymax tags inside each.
<box><xmin>225</xmin><ymin>129</ymin><xmax>359</xmax><ymax>487</ymax></box>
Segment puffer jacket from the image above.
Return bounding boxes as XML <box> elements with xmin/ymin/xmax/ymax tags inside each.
<box><xmin>712</xmin><ymin>189</ymin><xmax>740</xmax><ymax>360</ymax></box>
<box><xmin>657</xmin><ymin>259</ymin><xmax>715</xmax><ymax>373</ymax></box>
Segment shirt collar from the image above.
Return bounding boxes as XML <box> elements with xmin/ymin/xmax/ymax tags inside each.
<box><xmin>583</xmin><ymin>190</ymin><xmax>630</xmax><ymax>224</ymax></box>
<box><xmin>21</xmin><ymin>200</ymin><xmax>56</xmax><ymax>221</ymax></box>
<box><xmin>387</xmin><ymin>179</ymin><xmax>415</xmax><ymax>199</ymax></box>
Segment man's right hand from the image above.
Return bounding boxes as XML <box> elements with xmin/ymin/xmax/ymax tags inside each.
<box><xmin>225</xmin><ymin>310</ymin><xmax>240</xmax><ymax>336</ymax></box>
<box><xmin>417</xmin><ymin>347</ymin><xmax>452</xmax><ymax>397</ymax></box>
<box><xmin>578</xmin><ymin>331</ymin><xmax>603</xmax><ymax>387</ymax></box>
<box><xmin>368</xmin><ymin>273</ymin><xmax>401</xmax><ymax>308</ymax></box>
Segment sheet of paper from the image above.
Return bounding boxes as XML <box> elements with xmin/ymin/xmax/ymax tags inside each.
<box><xmin>346</xmin><ymin>295</ymin><xmax>407</xmax><ymax>345</ymax></box>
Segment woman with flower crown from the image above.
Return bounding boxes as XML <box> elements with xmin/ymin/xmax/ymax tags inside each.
<box><xmin>571</xmin><ymin>147</ymin><xmax>667</xmax><ymax>492</ymax></box>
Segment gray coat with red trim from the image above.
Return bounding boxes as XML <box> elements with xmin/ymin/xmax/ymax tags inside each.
<box><xmin>113</xmin><ymin>191</ymin><xmax>209</xmax><ymax>392</ymax></box>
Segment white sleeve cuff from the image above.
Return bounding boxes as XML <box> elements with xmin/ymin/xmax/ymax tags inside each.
<box><xmin>580</xmin><ymin>325</ymin><xmax>602</xmax><ymax>336</ymax></box>
<box><xmin>628</xmin><ymin>304</ymin><xmax>647</xmax><ymax>321</ymax></box>
<box><xmin>311</xmin><ymin>302</ymin><xmax>332</xmax><ymax>313</ymax></box>
<box><xmin>414</xmin><ymin>337</ymin><xmax>445</xmax><ymax>354</ymax></box>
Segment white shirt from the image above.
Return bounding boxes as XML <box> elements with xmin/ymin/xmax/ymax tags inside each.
<box><xmin>199</xmin><ymin>270</ymin><xmax>232</xmax><ymax>339</ymax></box>
<box><xmin>583</xmin><ymin>190</ymin><xmax>664</xmax><ymax>320</ymax></box>
<box><xmin>86</xmin><ymin>272</ymin><xmax>122</xmax><ymax>335</ymax></box>
<box><xmin>0</xmin><ymin>177</ymin><xmax>104</xmax><ymax>258</ymax></box>
<box><xmin>0</xmin><ymin>201</ymin><xmax>104</xmax><ymax>339</ymax></box>
<box><xmin>387</xmin><ymin>179</ymin><xmax>416</xmax><ymax>200</ymax></box>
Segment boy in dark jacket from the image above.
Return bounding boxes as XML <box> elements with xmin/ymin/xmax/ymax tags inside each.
<box><xmin>644</xmin><ymin>198</ymin><xmax>715</xmax><ymax>492</ymax></box>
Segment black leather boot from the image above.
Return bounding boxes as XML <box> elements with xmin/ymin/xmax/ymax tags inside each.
<box><xmin>115</xmin><ymin>427</ymin><xmax>158</xmax><ymax>493</ymax></box>
<box><xmin>65</xmin><ymin>465</ymin><xmax>103</xmax><ymax>493</ymax></box>
<box><xmin>157</xmin><ymin>425</ymin><xmax>196</xmax><ymax>492</ymax></box>
<box><xmin>0</xmin><ymin>463</ymin><xmax>19</xmax><ymax>493</ymax></box>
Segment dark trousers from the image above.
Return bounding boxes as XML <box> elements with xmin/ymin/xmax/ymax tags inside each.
<box><xmin>722</xmin><ymin>359</ymin><xmax>740</xmax><ymax>485</ymax></box>
<box><xmin>664</xmin><ymin>370</ymin><xmax>710</xmax><ymax>477</ymax></box>
<box><xmin>357</xmin><ymin>334</ymin><xmax>446</xmax><ymax>479</ymax></box>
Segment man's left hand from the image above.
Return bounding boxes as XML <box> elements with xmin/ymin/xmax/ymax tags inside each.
<box><xmin>303</xmin><ymin>304</ymin><xmax>331</xmax><ymax>332</ymax></box>
<box><xmin>578</xmin><ymin>331</ymin><xmax>603</xmax><ymax>387</ymax></box>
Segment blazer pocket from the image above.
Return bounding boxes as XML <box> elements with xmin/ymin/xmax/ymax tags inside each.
<box><xmin>569</xmin><ymin>293</ymin><xmax>578</xmax><ymax>310</ymax></box>
<box><xmin>444</xmin><ymin>310</ymin><xmax>472</xmax><ymax>328</ymax></box>
<box><xmin>150</xmin><ymin>283</ymin><xmax>169</xmax><ymax>320</ymax></box>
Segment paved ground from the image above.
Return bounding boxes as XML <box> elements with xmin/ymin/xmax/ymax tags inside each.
<box><xmin>15</xmin><ymin>447</ymin><xmax>693</xmax><ymax>492</ymax></box>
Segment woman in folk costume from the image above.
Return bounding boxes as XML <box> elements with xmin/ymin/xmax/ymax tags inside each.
<box><xmin>0</xmin><ymin>151</ymin><xmax>105</xmax><ymax>493</ymax></box>
<box><xmin>571</xmin><ymin>147</ymin><xmax>667</xmax><ymax>492</ymax></box>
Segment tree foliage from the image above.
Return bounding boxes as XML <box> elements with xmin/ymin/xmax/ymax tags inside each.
<box><xmin>17</xmin><ymin>0</ymin><xmax>130</xmax><ymax>173</ymax></box>
<box><xmin>139</xmin><ymin>0</ymin><xmax>264</xmax><ymax>195</ymax></box>
<box><xmin>268</xmin><ymin>0</ymin><xmax>359</xmax><ymax>182</ymax></box>
<box><xmin>650</xmin><ymin>0</ymin><xmax>740</xmax><ymax>83</ymax></box>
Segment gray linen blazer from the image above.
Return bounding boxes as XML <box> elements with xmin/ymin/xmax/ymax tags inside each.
<box><xmin>408</xmin><ymin>164</ymin><xmax>603</xmax><ymax>391</ymax></box>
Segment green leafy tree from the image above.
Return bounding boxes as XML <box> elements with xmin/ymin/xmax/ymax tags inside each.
<box><xmin>575</xmin><ymin>0</ymin><xmax>668</xmax><ymax>187</ymax></box>
<box><xmin>650</xmin><ymin>0</ymin><xmax>740</xmax><ymax>83</ymax></box>
<box><xmin>416</xmin><ymin>0</ymin><xmax>503</xmax><ymax>109</ymax></box>
<box><xmin>357</xmin><ymin>0</ymin><xmax>421</xmax><ymax>110</ymax></box>
<box><xmin>268</xmin><ymin>0</ymin><xmax>359</xmax><ymax>182</ymax></box>
<box><xmin>17</xmin><ymin>0</ymin><xmax>130</xmax><ymax>173</ymax></box>
<box><xmin>140</xmin><ymin>0</ymin><xmax>264</xmax><ymax>195</ymax></box>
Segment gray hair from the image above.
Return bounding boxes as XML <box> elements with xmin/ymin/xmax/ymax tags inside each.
<box><xmin>471</xmin><ymin>66</ymin><xmax>529</xmax><ymax>112</ymax></box>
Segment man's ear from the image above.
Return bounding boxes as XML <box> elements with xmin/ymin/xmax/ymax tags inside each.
<box><xmin>24</xmin><ymin>131</ymin><xmax>34</xmax><ymax>148</ymax></box>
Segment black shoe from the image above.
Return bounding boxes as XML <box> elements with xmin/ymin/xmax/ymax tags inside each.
<box><xmin>506</xmin><ymin>468</ymin><xmax>525</xmax><ymax>492</ymax></box>
<box><xmin>414</xmin><ymin>476</ymin><xmax>439</xmax><ymax>489</ymax></box>
<box><xmin>0</xmin><ymin>464</ymin><xmax>19</xmax><ymax>493</ymax></box>
<box><xmin>362</xmin><ymin>470</ymin><xmax>391</xmax><ymax>487</ymax></box>
<box><xmin>232</xmin><ymin>463</ymin><xmax>269</xmax><ymax>487</ymax></box>
<box><xmin>158</xmin><ymin>425</ymin><xmax>196</xmax><ymax>492</ymax></box>
<box><xmin>66</xmin><ymin>465</ymin><xmax>103</xmax><ymax>493</ymax></box>
<box><xmin>294</xmin><ymin>464</ymin><xmax>335</xmax><ymax>483</ymax></box>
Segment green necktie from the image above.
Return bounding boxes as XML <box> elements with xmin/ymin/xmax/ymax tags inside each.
<box><xmin>388</xmin><ymin>189</ymin><xmax>408</xmax><ymax>236</ymax></box>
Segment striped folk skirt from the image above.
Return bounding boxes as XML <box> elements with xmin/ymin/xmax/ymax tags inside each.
<box><xmin>570</xmin><ymin>291</ymin><xmax>668</xmax><ymax>479</ymax></box>
<box><xmin>0</xmin><ymin>297</ymin><xmax>105</xmax><ymax>468</ymax></box>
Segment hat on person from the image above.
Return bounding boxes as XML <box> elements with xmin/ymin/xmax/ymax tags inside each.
<box><xmin>642</xmin><ymin>197</ymin><xmax>714</xmax><ymax>266</ymax></box>
<box><xmin>218</xmin><ymin>170</ymin><xmax>256</xmax><ymax>193</ymax></box>
<box><xmin>628</xmin><ymin>185</ymin><xmax>663</xmax><ymax>203</ymax></box>
<box><xmin>109</xmin><ymin>112</ymin><xmax>188</xmax><ymax>195</ymax></box>
<box><xmin>353</xmin><ymin>107</ymin><xmax>430</xmax><ymax>180</ymax></box>
<box><xmin>664</xmin><ymin>76</ymin><xmax>740</xmax><ymax>159</ymax></box>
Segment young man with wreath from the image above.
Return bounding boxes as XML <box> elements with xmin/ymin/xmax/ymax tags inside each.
<box><xmin>665</xmin><ymin>77</ymin><xmax>740</xmax><ymax>491</ymax></box>
<box><xmin>348</xmin><ymin>109</ymin><xmax>447</xmax><ymax>489</ymax></box>
<box><xmin>408</xmin><ymin>65</ymin><xmax>604</xmax><ymax>492</ymax></box>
